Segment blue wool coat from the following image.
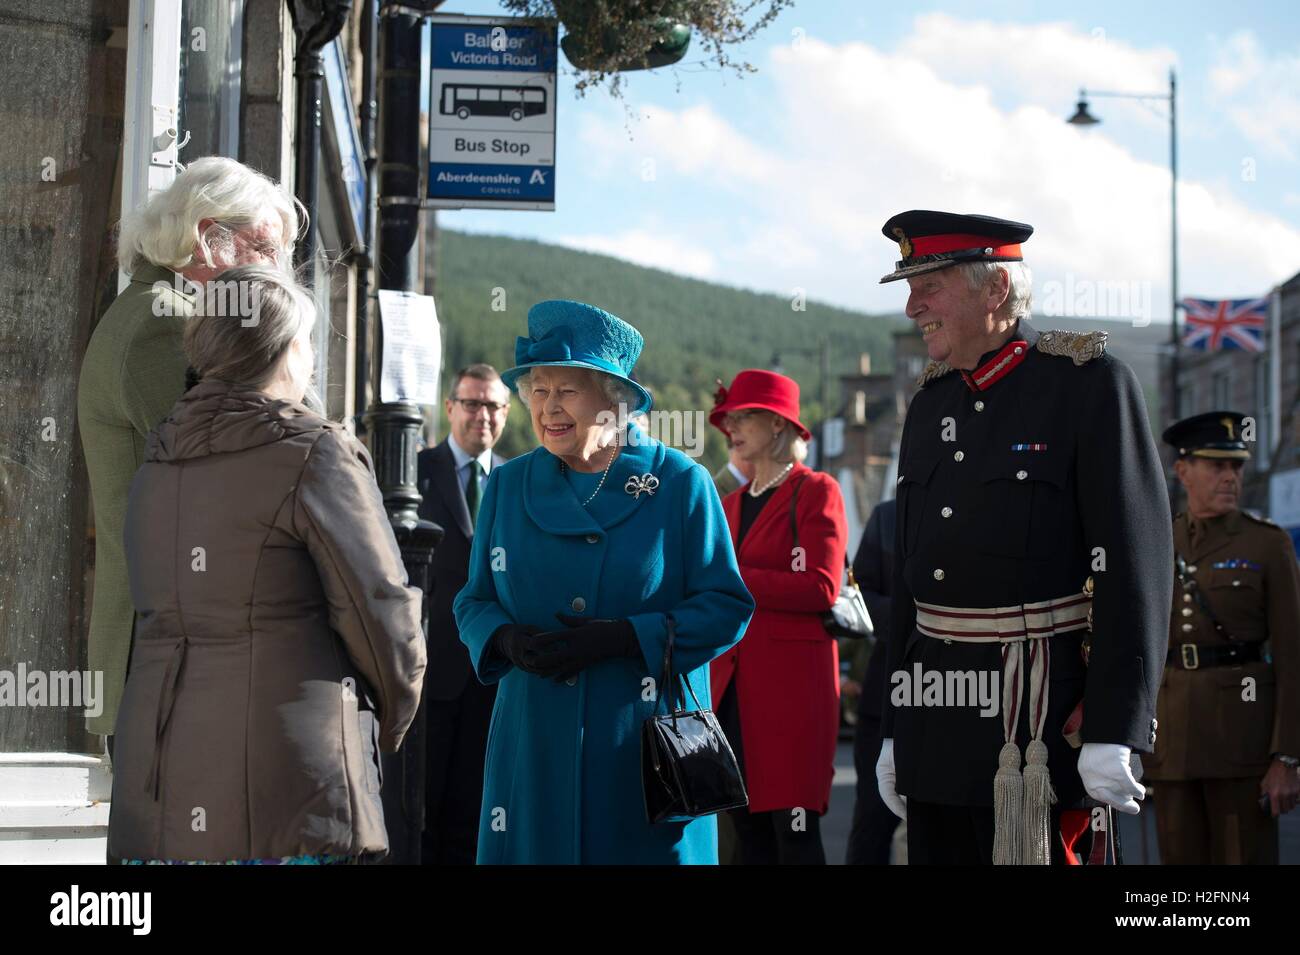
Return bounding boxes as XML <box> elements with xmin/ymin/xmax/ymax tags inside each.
<box><xmin>454</xmin><ymin>423</ymin><xmax>754</xmax><ymax>864</ymax></box>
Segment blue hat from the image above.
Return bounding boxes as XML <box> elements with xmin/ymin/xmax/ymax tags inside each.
<box><xmin>501</xmin><ymin>300</ymin><xmax>653</xmax><ymax>414</ymax></box>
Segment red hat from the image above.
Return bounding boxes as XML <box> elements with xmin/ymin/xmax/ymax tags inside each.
<box><xmin>709</xmin><ymin>369</ymin><xmax>812</xmax><ymax>441</ymax></box>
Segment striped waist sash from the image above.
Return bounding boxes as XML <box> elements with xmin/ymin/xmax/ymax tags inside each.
<box><xmin>914</xmin><ymin>593</ymin><xmax>1091</xmax><ymax>642</ymax></box>
<box><xmin>913</xmin><ymin>592</ymin><xmax>1091</xmax><ymax>865</ymax></box>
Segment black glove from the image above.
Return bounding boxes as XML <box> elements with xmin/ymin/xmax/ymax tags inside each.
<box><xmin>527</xmin><ymin>614</ymin><xmax>641</xmax><ymax>683</ymax></box>
<box><xmin>491</xmin><ymin>624</ymin><xmax>544</xmax><ymax>673</ymax></box>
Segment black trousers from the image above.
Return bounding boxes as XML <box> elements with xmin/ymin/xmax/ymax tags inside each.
<box><xmin>845</xmin><ymin>716</ymin><xmax>900</xmax><ymax>864</ymax></box>
<box><xmin>421</xmin><ymin>677</ymin><xmax>497</xmax><ymax>865</ymax></box>
<box><xmin>906</xmin><ymin>798</ymin><xmax>1068</xmax><ymax>865</ymax></box>
<box><xmin>718</xmin><ymin>681</ymin><xmax>826</xmax><ymax>865</ymax></box>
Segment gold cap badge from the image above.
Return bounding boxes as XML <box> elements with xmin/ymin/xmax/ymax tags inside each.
<box><xmin>892</xmin><ymin>227</ymin><xmax>912</xmax><ymax>259</ymax></box>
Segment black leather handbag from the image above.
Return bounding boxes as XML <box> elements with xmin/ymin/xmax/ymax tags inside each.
<box><xmin>641</xmin><ymin>613</ymin><xmax>748</xmax><ymax>824</ymax></box>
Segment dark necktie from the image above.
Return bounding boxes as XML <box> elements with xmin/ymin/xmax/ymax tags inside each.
<box><xmin>466</xmin><ymin>460</ymin><xmax>483</xmax><ymax>526</ymax></box>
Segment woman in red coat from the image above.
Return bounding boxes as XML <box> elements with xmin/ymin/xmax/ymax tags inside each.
<box><xmin>709</xmin><ymin>370</ymin><xmax>847</xmax><ymax>864</ymax></box>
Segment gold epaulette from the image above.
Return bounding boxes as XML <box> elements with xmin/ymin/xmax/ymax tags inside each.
<box><xmin>1037</xmin><ymin>330</ymin><xmax>1107</xmax><ymax>365</ymax></box>
<box><xmin>916</xmin><ymin>360</ymin><xmax>954</xmax><ymax>387</ymax></box>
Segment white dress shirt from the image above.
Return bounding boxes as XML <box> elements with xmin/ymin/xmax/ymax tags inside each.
<box><xmin>448</xmin><ymin>436</ymin><xmax>494</xmax><ymax>500</ymax></box>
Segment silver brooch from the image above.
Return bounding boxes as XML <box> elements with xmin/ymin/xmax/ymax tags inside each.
<box><xmin>625</xmin><ymin>473</ymin><xmax>659</xmax><ymax>498</ymax></box>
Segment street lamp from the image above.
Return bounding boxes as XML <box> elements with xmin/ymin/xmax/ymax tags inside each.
<box><xmin>1066</xmin><ymin>68</ymin><xmax>1179</xmax><ymax>417</ymax></box>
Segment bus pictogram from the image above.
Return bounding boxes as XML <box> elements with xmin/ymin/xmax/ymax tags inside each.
<box><xmin>440</xmin><ymin>83</ymin><xmax>547</xmax><ymax>122</ymax></box>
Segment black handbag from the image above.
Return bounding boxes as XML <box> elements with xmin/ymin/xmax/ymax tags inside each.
<box><xmin>641</xmin><ymin>613</ymin><xmax>748</xmax><ymax>824</ymax></box>
<box><xmin>788</xmin><ymin>477</ymin><xmax>873</xmax><ymax>639</ymax></box>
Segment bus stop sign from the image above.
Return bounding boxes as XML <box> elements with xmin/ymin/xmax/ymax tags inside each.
<box><xmin>427</xmin><ymin>15</ymin><xmax>558</xmax><ymax>210</ymax></box>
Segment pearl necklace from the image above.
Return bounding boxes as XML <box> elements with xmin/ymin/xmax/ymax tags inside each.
<box><xmin>561</xmin><ymin>444</ymin><xmax>618</xmax><ymax>505</ymax></box>
<box><xmin>748</xmin><ymin>462</ymin><xmax>794</xmax><ymax>497</ymax></box>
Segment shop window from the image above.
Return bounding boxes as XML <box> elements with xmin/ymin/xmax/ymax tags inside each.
<box><xmin>1212</xmin><ymin>370</ymin><xmax>1230</xmax><ymax>409</ymax></box>
<box><xmin>178</xmin><ymin>0</ymin><xmax>245</xmax><ymax>163</ymax></box>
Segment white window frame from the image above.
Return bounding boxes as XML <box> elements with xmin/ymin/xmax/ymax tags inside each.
<box><xmin>119</xmin><ymin>0</ymin><xmax>184</xmax><ymax>292</ymax></box>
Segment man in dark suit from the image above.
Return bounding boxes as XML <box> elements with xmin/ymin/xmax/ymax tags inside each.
<box><xmin>417</xmin><ymin>364</ymin><xmax>511</xmax><ymax>864</ymax></box>
<box><xmin>846</xmin><ymin>498</ymin><xmax>903</xmax><ymax>864</ymax></box>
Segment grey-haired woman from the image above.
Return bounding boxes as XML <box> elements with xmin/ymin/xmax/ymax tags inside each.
<box><xmin>107</xmin><ymin>266</ymin><xmax>426</xmax><ymax>864</ymax></box>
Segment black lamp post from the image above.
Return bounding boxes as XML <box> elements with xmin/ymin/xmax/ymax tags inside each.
<box><xmin>1066</xmin><ymin>69</ymin><xmax>1180</xmax><ymax>419</ymax></box>
<box><xmin>364</xmin><ymin>0</ymin><xmax>445</xmax><ymax>865</ymax></box>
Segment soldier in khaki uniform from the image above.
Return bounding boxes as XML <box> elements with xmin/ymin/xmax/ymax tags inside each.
<box><xmin>1147</xmin><ymin>411</ymin><xmax>1300</xmax><ymax>864</ymax></box>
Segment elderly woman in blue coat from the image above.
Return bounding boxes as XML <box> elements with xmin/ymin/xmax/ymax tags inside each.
<box><xmin>454</xmin><ymin>300</ymin><xmax>754</xmax><ymax>864</ymax></box>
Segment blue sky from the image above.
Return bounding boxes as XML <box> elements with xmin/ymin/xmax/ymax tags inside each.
<box><xmin>431</xmin><ymin>1</ymin><xmax>1300</xmax><ymax>319</ymax></box>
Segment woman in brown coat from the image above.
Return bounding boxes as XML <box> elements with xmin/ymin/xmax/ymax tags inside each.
<box><xmin>107</xmin><ymin>266</ymin><xmax>426</xmax><ymax>864</ymax></box>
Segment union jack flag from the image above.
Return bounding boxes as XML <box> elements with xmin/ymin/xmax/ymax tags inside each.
<box><xmin>1181</xmin><ymin>297</ymin><xmax>1269</xmax><ymax>352</ymax></box>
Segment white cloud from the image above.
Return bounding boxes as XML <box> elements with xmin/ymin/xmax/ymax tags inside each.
<box><xmin>576</xmin><ymin>103</ymin><xmax>781</xmax><ymax>185</ymax></box>
<box><xmin>563</xmin><ymin>21</ymin><xmax>1300</xmax><ymax>314</ymax></box>
<box><xmin>900</xmin><ymin>12</ymin><xmax>1177</xmax><ymax>126</ymax></box>
<box><xmin>555</xmin><ymin>229</ymin><xmax>719</xmax><ymax>280</ymax></box>
<box><xmin>1209</xmin><ymin>31</ymin><xmax>1300</xmax><ymax>160</ymax></box>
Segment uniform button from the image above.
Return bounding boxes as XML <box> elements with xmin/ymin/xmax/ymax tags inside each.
<box><xmin>974</xmin><ymin>401</ymin><xmax>985</xmax><ymax>412</ymax></box>
<box><xmin>1013</xmin><ymin>346</ymin><xmax>1024</xmax><ymax>356</ymax></box>
<box><xmin>1181</xmin><ymin>623</ymin><xmax>1194</xmax><ymax>632</ymax></box>
<box><xmin>1232</xmin><ymin>579</ymin><xmax>1241</xmax><ymax>587</ymax></box>
<box><xmin>1188</xmin><ymin>565</ymin><xmax>1197</xmax><ymax>573</ymax></box>
<box><xmin>954</xmin><ymin>451</ymin><xmax>964</xmax><ymax>462</ymax></box>
<box><xmin>1183</xmin><ymin>594</ymin><xmax>1192</xmax><ymax>603</ymax></box>
<box><xmin>585</xmin><ymin>534</ymin><xmax>599</xmax><ymax>544</ymax></box>
<box><xmin>565</xmin><ymin>676</ymin><xmax>577</xmax><ymax>686</ymax></box>
<box><xmin>571</xmin><ymin>596</ymin><xmax>586</xmax><ymax>612</ymax></box>
<box><xmin>1016</xmin><ymin>470</ymin><xmax>1028</xmax><ymax>481</ymax></box>
<box><xmin>941</xmin><ymin>507</ymin><xmax>953</xmax><ymax>518</ymax></box>
<box><xmin>933</xmin><ymin>568</ymin><xmax>945</xmax><ymax>581</ymax></box>
<box><xmin>897</xmin><ymin>475</ymin><xmax>904</xmax><ymax>485</ymax></box>
<box><xmin>1181</xmin><ymin>607</ymin><xmax>1193</xmax><ymax>617</ymax></box>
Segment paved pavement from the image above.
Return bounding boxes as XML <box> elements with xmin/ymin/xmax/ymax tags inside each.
<box><xmin>822</xmin><ymin>738</ymin><xmax>1299</xmax><ymax>865</ymax></box>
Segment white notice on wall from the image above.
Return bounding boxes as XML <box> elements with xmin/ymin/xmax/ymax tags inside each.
<box><xmin>379</xmin><ymin>290</ymin><xmax>441</xmax><ymax>405</ymax></box>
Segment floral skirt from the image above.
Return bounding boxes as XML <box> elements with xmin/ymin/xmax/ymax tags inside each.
<box><xmin>123</xmin><ymin>853</ymin><xmax>356</xmax><ymax>865</ymax></box>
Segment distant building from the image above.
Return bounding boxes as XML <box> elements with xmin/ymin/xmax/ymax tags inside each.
<box><xmin>822</xmin><ymin>330</ymin><xmax>928</xmax><ymax>544</ymax></box>
<box><xmin>1159</xmin><ymin>270</ymin><xmax>1300</xmax><ymax>520</ymax></box>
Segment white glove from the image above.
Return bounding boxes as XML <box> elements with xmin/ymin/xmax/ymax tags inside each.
<box><xmin>876</xmin><ymin>738</ymin><xmax>907</xmax><ymax>820</ymax></box>
<box><xmin>1078</xmin><ymin>742</ymin><xmax>1145</xmax><ymax>814</ymax></box>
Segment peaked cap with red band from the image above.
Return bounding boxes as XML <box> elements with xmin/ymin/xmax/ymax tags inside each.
<box><xmin>878</xmin><ymin>210</ymin><xmax>1033</xmax><ymax>284</ymax></box>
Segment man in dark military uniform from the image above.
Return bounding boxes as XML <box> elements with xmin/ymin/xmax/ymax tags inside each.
<box><xmin>1146</xmin><ymin>411</ymin><xmax>1300</xmax><ymax>863</ymax></box>
<box><xmin>873</xmin><ymin>210</ymin><xmax>1173</xmax><ymax>865</ymax></box>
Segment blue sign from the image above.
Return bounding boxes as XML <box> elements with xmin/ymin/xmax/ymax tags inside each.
<box><xmin>1269</xmin><ymin>467</ymin><xmax>1300</xmax><ymax>565</ymax></box>
<box><xmin>427</xmin><ymin>16</ymin><xmax>558</xmax><ymax>210</ymax></box>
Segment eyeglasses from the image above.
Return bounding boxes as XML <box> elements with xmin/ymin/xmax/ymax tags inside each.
<box><xmin>217</xmin><ymin>222</ymin><xmax>286</xmax><ymax>264</ymax></box>
<box><xmin>451</xmin><ymin>398</ymin><xmax>508</xmax><ymax>415</ymax></box>
<box><xmin>721</xmin><ymin>410</ymin><xmax>758</xmax><ymax>428</ymax></box>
